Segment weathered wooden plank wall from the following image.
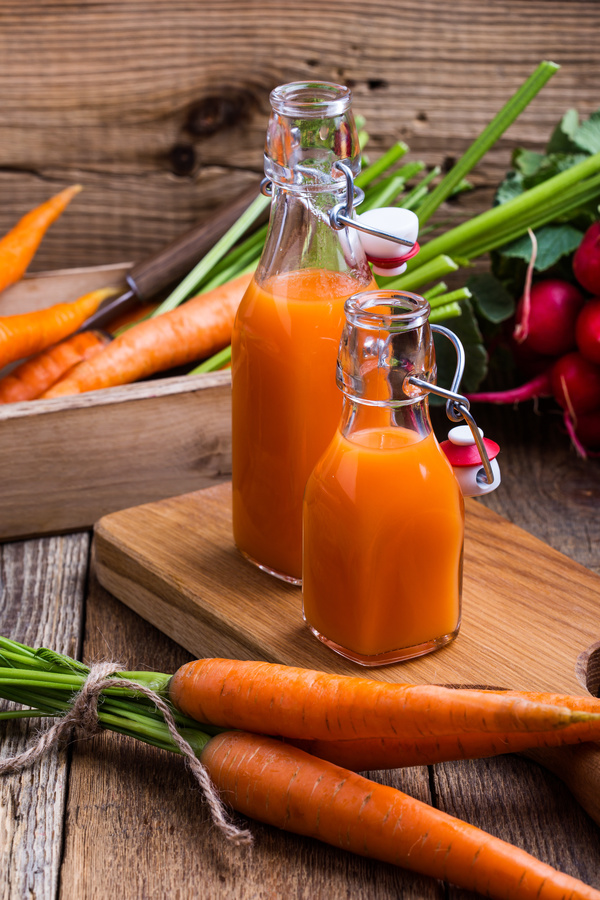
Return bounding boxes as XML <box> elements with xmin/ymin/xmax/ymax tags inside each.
<box><xmin>0</xmin><ymin>1</ymin><xmax>599</xmax><ymax>272</ymax></box>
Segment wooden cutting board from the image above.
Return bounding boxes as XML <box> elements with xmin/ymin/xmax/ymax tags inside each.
<box><xmin>92</xmin><ymin>480</ymin><xmax>600</xmax><ymax>696</ymax></box>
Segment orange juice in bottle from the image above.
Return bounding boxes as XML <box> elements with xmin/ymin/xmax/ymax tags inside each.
<box><xmin>231</xmin><ymin>82</ymin><xmax>374</xmax><ymax>584</ymax></box>
<box><xmin>302</xmin><ymin>290</ymin><xmax>465</xmax><ymax>665</ymax></box>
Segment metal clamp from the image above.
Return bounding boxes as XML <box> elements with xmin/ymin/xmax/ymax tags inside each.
<box><xmin>261</xmin><ymin>164</ymin><xmax>416</xmax><ymax>249</ymax></box>
<box><xmin>408</xmin><ymin>324</ymin><xmax>495</xmax><ymax>485</ymax></box>
<box><xmin>329</xmin><ymin>162</ymin><xmax>415</xmax><ymax>248</ymax></box>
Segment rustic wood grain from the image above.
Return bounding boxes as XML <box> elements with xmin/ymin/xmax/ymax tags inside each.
<box><xmin>0</xmin><ymin>1</ymin><xmax>599</xmax><ymax>270</ymax></box>
<box><xmin>0</xmin><ymin>370</ymin><xmax>232</xmax><ymax>541</ymax></box>
<box><xmin>0</xmin><ymin>533</ymin><xmax>89</xmax><ymax>900</ymax></box>
<box><xmin>60</xmin><ymin>576</ymin><xmax>438</xmax><ymax>900</ymax></box>
<box><xmin>1</xmin><ymin>2</ymin><xmax>599</xmax><ymax>894</ymax></box>
<box><xmin>0</xmin><ymin>264</ymin><xmax>132</xmax><ymax>318</ymax></box>
<box><xmin>0</xmin><ymin>266</ymin><xmax>235</xmax><ymax>541</ymax></box>
<box><xmin>92</xmin><ymin>480</ymin><xmax>600</xmax><ymax>695</ymax></box>
<box><xmin>437</xmin><ymin>754</ymin><xmax>600</xmax><ymax>899</ymax></box>
<box><xmin>443</xmin><ymin>402</ymin><xmax>600</xmax><ymax>577</ymax></box>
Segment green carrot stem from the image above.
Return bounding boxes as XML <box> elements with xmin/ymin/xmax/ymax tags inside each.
<box><xmin>381</xmin><ymin>255</ymin><xmax>459</xmax><ymax>291</ymax></box>
<box><xmin>0</xmin><ymin>669</ymin><xmax>171</xmax><ymax>697</ymax></box>
<box><xmin>199</xmin><ymin>260</ymin><xmax>255</xmax><ymax>295</ymax></box>
<box><xmin>430</xmin><ymin>302</ymin><xmax>462</xmax><ymax>322</ymax></box>
<box><xmin>0</xmin><ymin>637</ymin><xmax>36</xmax><ymax>656</ymax></box>
<box><xmin>152</xmin><ymin>193</ymin><xmax>269</xmax><ymax>316</ymax></box>
<box><xmin>412</xmin><ymin>152</ymin><xmax>600</xmax><ymax>269</ymax></box>
<box><xmin>205</xmin><ymin>225</ymin><xmax>266</xmax><ymax>281</ymax></box>
<box><xmin>402</xmin><ymin>166</ymin><xmax>442</xmax><ymax>210</ymax></box>
<box><xmin>0</xmin><ymin>709</ymin><xmax>49</xmax><ymax>721</ymax></box>
<box><xmin>422</xmin><ymin>282</ymin><xmax>448</xmax><ymax>301</ymax></box>
<box><xmin>360</xmin><ymin>163</ymin><xmax>426</xmax><ymax>211</ymax></box>
<box><xmin>459</xmin><ymin>173</ymin><xmax>600</xmax><ymax>260</ymax></box>
<box><xmin>355</xmin><ymin>142</ymin><xmax>409</xmax><ymax>188</ymax></box>
<box><xmin>416</xmin><ymin>60</ymin><xmax>560</xmax><ymax>225</ymax></box>
<box><xmin>203</xmin><ymin>243</ymin><xmax>261</xmax><ymax>288</ymax></box>
<box><xmin>0</xmin><ymin>678</ymin><xmax>215</xmax><ymax>760</ymax></box>
<box><xmin>428</xmin><ymin>287</ymin><xmax>471</xmax><ymax>309</ymax></box>
<box><xmin>190</xmin><ymin>345</ymin><xmax>232</xmax><ymax>375</ymax></box>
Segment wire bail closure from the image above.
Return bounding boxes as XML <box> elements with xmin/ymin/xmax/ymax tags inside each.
<box><xmin>260</xmin><ymin>163</ymin><xmax>418</xmax><ymax>252</ymax></box>
<box><xmin>409</xmin><ymin>324</ymin><xmax>496</xmax><ymax>486</ymax></box>
<box><xmin>329</xmin><ymin>162</ymin><xmax>416</xmax><ymax>249</ymax></box>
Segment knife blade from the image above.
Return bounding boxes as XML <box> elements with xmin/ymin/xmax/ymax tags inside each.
<box><xmin>80</xmin><ymin>183</ymin><xmax>263</xmax><ymax>332</ymax></box>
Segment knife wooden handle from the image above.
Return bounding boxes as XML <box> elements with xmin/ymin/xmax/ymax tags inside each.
<box><xmin>522</xmin><ymin>744</ymin><xmax>600</xmax><ymax>826</ymax></box>
<box><xmin>128</xmin><ymin>183</ymin><xmax>263</xmax><ymax>301</ymax></box>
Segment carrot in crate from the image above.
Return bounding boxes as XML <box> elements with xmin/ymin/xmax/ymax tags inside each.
<box><xmin>0</xmin><ymin>286</ymin><xmax>118</xmax><ymax>370</ymax></box>
<box><xmin>0</xmin><ymin>185</ymin><xmax>82</xmax><ymax>294</ymax></box>
<box><xmin>41</xmin><ymin>270</ymin><xmax>252</xmax><ymax>397</ymax></box>
<box><xmin>0</xmin><ymin>330</ymin><xmax>111</xmax><ymax>403</ymax></box>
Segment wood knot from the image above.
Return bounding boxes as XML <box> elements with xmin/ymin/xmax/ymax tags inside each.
<box><xmin>169</xmin><ymin>143</ymin><xmax>197</xmax><ymax>177</ymax></box>
<box><xmin>186</xmin><ymin>91</ymin><xmax>257</xmax><ymax>137</ymax></box>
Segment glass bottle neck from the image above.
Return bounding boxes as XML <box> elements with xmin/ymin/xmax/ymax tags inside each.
<box><xmin>255</xmin><ymin>183</ymin><xmax>371</xmax><ymax>285</ymax></box>
<box><xmin>335</xmin><ymin>288</ymin><xmax>437</xmax><ymax>441</ymax></box>
<box><xmin>339</xmin><ymin>394</ymin><xmax>433</xmax><ymax>442</ymax></box>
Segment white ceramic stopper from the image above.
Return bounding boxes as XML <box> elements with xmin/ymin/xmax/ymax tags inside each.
<box><xmin>355</xmin><ymin>207</ymin><xmax>419</xmax><ymax>276</ymax></box>
<box><xmin>453</xmin><ymin>458</ymin><xmax>501</xmax><ymax>498</ymax></box>
<box><xmin>448</xmin><ymin>425</ymin><xmax>483</xmax><ymax>446</ymax></box>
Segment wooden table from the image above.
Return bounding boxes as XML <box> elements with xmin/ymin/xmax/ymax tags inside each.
<box><xmin>1</xmin><ymin>400</ymin><xmax>599</xmax><ymax>899</ymax></box>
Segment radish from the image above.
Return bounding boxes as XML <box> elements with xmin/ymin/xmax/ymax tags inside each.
<box><xmin>573</xmin><ymin>221</ymin><xmax>600</xmax><ymax>295</ymax></box>
<box><xmin>466</xmin><ymin>370</ymin><xmax>553</xmax><ymax>405</ymax></box>
<box><xmin>551</xmin><ymin>351</ymin><xmax>600</xmax><ymax>416</ymax></box>
<box><xmin>571</xmin><ymin>410</ymin><xmax>600</xmax><ymax>451</ymax></box>
<box><xmin>513</xmin><ymin>279</ymin><xmax>584</xmax><ymax>357</ymax></box>
<box><xmin>575</xmin><ymin>298</ymin><xmax>600</xmax><ymax>365</ymax></box>
<box><xmin>467</xmin><ymin>351</ymin><xmax>600</xmax><ymax>416</ymax></box>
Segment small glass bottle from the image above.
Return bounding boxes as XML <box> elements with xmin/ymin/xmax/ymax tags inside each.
<box><xmin>231</xmin><ymin>82</ymin><xmax>375</xmax><ymax>585</ymax></box>
<box><xmin>302</xmin><ymin>289</ymin><xmax>465</xmax><ymax>666</ymax></box>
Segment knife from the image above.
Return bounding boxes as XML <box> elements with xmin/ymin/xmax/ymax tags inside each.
<box><xmin>80</xmin><ymin>183</ymin><xmax>263</xmax><ymax>332</ymax></box>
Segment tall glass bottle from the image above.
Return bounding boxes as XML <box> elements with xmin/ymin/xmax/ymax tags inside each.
<box><xmin>231</xmin><ymin>82</ymin><xmax>375</xmax><ymax>584</ymax></box>
<box><xmin>302</xmin><ymin>290</ymin><xmax>465</xmax><ymax>665</ymax></box>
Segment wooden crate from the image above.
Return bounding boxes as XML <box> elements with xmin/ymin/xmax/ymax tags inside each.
<box><xmin>0</xmin><ymin>267</ymin><xmax>231</xmax><ymax>541</ymax></box>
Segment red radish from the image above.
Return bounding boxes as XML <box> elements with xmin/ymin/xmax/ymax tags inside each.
<box><xmin>466</xmin><ymin>370</ymin><xmax>553</xmax><ymax>405</ymax></box>
<box><xmin>573</xmin><ymin>221</ymin><xmax>600</xmax><ymax>295</ymax></box>
<box><xmin>575</xmin><ymin>298</ymin><xmax>600</xmax><ymax>365</ymax></box>
<box><xmin>551</xmin><ymin>352</ymin><xmax>600</xmax><ymax>416</ymax></box>
<box><xmin>513</xmin><ymin>279</ymin><xmax>584</xmax><ymax>356</ymax></box>
<box><xmin>509</xmin><ymin>337</ymin><xmax>555</xmax><ymax>378</ymax></box>
<box><xmin>572</xmin><ymin>410</ymin><xmax>600</xmax><ymax>451</ymax></box>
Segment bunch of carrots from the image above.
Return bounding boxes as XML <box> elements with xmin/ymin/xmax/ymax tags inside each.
<box><xmin>2</xmin><ymin>638</ymin><xmax>600</xmax><ymax>899</ymax></box>
<box><xmin>0</xmin><ymin>182</ymin><xmax>250</xmax><ymax>403</ymax></box>
<box><xmin>5</xmin><ymin>61</ymin><xmax>600</xmax><ymax>405</ymax></box>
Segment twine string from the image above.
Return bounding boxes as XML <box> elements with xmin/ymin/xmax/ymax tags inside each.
<box><xmin>0</xmin><ymin>661</ymin><xmax>252</xmax><ymax>846</ymax></box>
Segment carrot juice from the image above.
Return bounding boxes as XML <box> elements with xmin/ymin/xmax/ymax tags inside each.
<box><xmin>302</xmin><ymin>426</ymin><xmax>464</xmax><ymax>664</ymax></box>
<box><xmin>231</xmin><ymin>268</ymin><xmax>374</xmax><ymax>583</ymax></box>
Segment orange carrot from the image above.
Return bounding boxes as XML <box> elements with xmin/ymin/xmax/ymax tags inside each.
<box><xmin>288</xmin><ymin>726</ymin><xmax>600</xmax><ymax>771</ymax></box>
<box><xmin>201</xmin><ymin>730</ymin><xmax>600</xmax><ymax>900</ymax></box>
<box><xmin>168</xmin><ymin>658</ymin><xmax>596</xmax><ymax>741</ymax></box>
<box><xmin>108</xmin><ymin>302</ymin><xmax>160</xmax><ymax>334</ymax></box>
<box><xmin>289</xmin><ymin>690</ymin><xmax>600</xmax><ymax>770</ymax></box>
<box><xmin>0</xmin><ymin>330</ymin><xmax>111</xmax><ymax>403</ymax></box>
<box><xmin>41</xmin><ymin>270</ymin><xmax>252</xmax><ymax>398</ymax></box>
<box><xmin>0</xmin><ymin>286</ymin><xmax>118</xmax><ymax>370</ymax></box>
<box><xmin>0</xmin><ymin>185</ymin><xmax>82</xmax><ymax>294</ymax></box>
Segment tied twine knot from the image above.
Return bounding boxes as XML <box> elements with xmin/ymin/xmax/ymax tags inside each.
<box><xmin>0</xmin><ymin>661</ymin><xmax>252</xmax><ymax>846</ymax></box>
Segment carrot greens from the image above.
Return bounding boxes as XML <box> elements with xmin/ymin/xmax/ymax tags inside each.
<box><xmin>5</xmin><ymin>638</ymin><xmax>600</xmax><ymax>897</ymax></box>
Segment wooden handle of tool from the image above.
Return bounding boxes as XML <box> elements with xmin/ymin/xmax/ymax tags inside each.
<box><xmin>522</xmin><ymin>744</ymin><xmax>600</xmax><ymax>825</ymax></box>
<box><xmin>128</xmin><ymin>184</ymin><xmax>262</xmax><ymax>301</ymax></box>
